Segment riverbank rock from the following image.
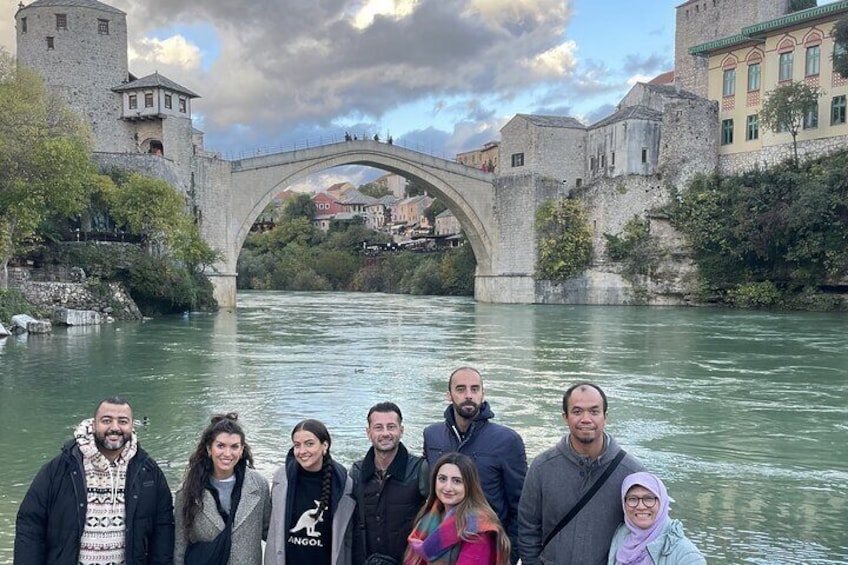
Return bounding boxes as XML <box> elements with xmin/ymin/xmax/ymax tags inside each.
<box><xmin>51</xmin><ymin>308</ymin><xmax>102</xmax><ymax>326</ymax></box>
<box><xmin>11</xmin><ymin>314</ymin><xmax>52</xmax><ymax>334</ymax></box>
<box><xmin>0</xmin><ymin>322</ymin><xmax>9</xmax><ymax>337</ymax></box>
<box><xmin>15</xmin><ymin>280</ymin><xmax>143</xmax><ymax>321</ymax></box>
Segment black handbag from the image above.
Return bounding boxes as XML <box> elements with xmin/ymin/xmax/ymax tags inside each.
<box><xmin>364</xmin><ymin>554</ymin><xmax>400</xmax><ymax>565</ymax></box>
<box><xmin>184</xmin><ymin>519</ymin><xmax>233</xmax><ymax>565</ymax></box>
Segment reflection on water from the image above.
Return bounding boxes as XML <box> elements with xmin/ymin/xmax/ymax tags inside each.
<box><xmin>0</xmin><ymin>291</ymin><xmax>846</xmax><ymax>563</ymax></box>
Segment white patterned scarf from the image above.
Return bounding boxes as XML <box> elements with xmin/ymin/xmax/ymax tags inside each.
<box><xmin>74</xmin><ymin>418</ymin><xmax>138</xmax><ymax>565</ymax></box>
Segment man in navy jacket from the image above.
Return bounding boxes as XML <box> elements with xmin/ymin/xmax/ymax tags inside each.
<box><xmin>423</xmin><ymin>367</ymin><xmax>527</xmax><ymax>563</ymax></box>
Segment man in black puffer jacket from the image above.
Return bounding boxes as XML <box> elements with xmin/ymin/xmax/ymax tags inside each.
<box><xmin>14</xmin><ymin>396</ymin><xmax>174</xmax><ymax>564</ymax></box>
<box><xmin>351</xmin><ymin>402</ymin><xmax>428</xmax><ymax>565</ymax></box>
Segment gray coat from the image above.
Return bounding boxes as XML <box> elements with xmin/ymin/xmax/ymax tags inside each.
<box><xmin>174</xmin><ymin>467</ymin><xmax>271</xmax><ymax>565</ymax></box>
<box><xmin>518</xmin><ymin>433</ymin><xmax>646</xmax><ymax>565</ymax></box>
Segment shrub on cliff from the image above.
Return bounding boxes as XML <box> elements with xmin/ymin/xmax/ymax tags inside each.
<box><xmin>535</xmin><ymin>198</ymin><xmax>592</xmax><ymax>281</ymax></box>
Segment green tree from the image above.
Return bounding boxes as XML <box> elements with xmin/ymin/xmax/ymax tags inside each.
<box><xmin>425</xmin><ymin>199</ymin><xmax>448</xmax><ymax>226</ymax></box>
<box><xmin>0</xmin><ymin>51</ymin><xmax>98</xmax><ymax>288</ymax></box>
<box><xmin>535</xmin><ymin>198</ymin><xmax>593</xmax><ymax>281</ymax></box>
<box><xmin>359</xmin><ymin>182</ymin><xmax>391</xmax><ymax>198</ymax></box>
<box><xmin>833</xmin><ymin>16</ymin><xmax>848</xmax><ymax>79</ymax></box>
<box><xmin>604</xmin><ymin>216</ymin><xmax>662</xmax><ymax>278</ymax></box>
<box><xmin>405</xmin><ymin>177</ymin><xmax>430</xmax><ymax>197</ymax></box>
<box><xmin>283</xmin><ymin>193</ymin><xmax>317</xmax><ymax>221</ymax></box>
<box><xmin>759</xmin><ymin>81</ymin><xmax>822</xmax><ymax>168</ymax></box>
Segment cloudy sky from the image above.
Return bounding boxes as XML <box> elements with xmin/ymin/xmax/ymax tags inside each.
<box><xmin>0</xmin><ymin>0</ymin><xmax>837</xmax><ymax>190</ymax></box>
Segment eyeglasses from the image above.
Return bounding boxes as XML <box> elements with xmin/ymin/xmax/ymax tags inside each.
<box><xmin>625</xmin><ymin>495</ymin><xmax>658</xmax><ymax>509</ymax></box>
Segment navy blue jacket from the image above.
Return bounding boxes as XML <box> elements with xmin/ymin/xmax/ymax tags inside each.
<box><xmin>14</xmin><ymin>439</ymin><xmax>175</xmax><ymax>564</ymax></box>
<box><xmin>423</xmin><ymin>402</ymin><xmax>527</xmax><ymax>557</ymax></box>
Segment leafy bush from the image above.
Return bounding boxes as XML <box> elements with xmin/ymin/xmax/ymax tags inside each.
<box><xmin>726</xmin><ymin>281</ymin><xmax>783</xmax><ymax>308</ymax></box>
<box><xmin>0</xmin><ymin>289</ymin><xmax>44</xmax><ymax>326</ymax></box>
<box><xmin>536</xmin><ymin>199</ymin><xmax>592</xmax><ymax>281</ymax></box>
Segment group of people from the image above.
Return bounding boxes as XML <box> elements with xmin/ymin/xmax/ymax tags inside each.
<box><xmin>13</xmin><ymin>367</ymin><xmax>706</xmax><ymax>565</ymax></box>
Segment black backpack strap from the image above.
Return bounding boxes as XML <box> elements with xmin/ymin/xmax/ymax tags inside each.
<box><xmin>541</xmin><ymin>449</ymin><xmax>627</xmax><ymax>549</ymax></box>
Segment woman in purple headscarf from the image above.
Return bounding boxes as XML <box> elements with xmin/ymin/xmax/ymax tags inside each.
<box><xmin>607</xmin><ymin>472</ymin><xmax>705</xmax><ymax>565</ymax></box>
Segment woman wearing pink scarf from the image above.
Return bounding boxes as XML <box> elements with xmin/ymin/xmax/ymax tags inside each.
<box><xmin>607</xmin><ymin>472</ymin><xmax>705</xmax><ymax>565</ymax></box>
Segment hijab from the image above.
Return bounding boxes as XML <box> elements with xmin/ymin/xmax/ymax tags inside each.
<box><xmin>615</xmin><ymin>472</ymin><xmax>672</xmax><ymax>565</ymax></box>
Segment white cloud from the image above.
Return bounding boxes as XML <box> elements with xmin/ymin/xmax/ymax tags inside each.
<box><xmin>352</xmin><ymin>0</ymin><xmax>418</xmax><ymax>29</ymax></box>
<box><xmin>526</xmin><ymin>40</ymin><xmax>578</xmax><ymax>78</ymax></box>
<box><xmin>626</xmin><ymin>73</ymin><xmax>654</xmax><ymax>86</ymax></box>
<box><xmin>129</xmin><ymin>35</ymin><xmax>202</xmax><ymax>71</ymax></box>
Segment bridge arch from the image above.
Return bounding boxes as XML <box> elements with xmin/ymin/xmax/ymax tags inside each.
<box><xmin>223</xmin><ymin>140</ymin><xmax>497</xmax><ymax>284</ymax></box>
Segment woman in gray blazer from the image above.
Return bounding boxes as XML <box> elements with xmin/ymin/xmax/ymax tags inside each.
<box><xmin>174</xmin><ymin>413</ymin><xmax>271</xmax><ymax>565</ymax></box>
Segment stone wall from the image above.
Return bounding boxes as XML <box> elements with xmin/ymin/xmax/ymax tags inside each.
<box><xmin>658</xmin><ymin>97</ymin><xmax>720</xmax><ymax>189</ymax></box>
<box><xmin>718</xmin><ymin>134</ymin><xmax>848</xmax><ymax>174</ymax></box>
<box><xmin>17</xmin><ymin>280</ymin><xmax>142</xmax><ymax>321</ymax></box>
<box><xmin>92</xmin><ymin>152</ymin><xmax>187</xmax><ymax>191</ymax></box>
<box><xmin>16</xmin><ymin>3</ymin><xmax>134</xmax><ymax>153</ymax></box>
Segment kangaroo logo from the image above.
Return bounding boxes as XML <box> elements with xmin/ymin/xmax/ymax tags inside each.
<box><xmin>290</xmin><ymin>500</ymin><xmax>324</xmax><ymax>537</ymax></box>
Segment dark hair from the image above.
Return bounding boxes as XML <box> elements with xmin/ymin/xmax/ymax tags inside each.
<box><xmin>292</xmin><ymin>419</ymin><xmax>333</xmax><ymax>515</ymax></box>
<box><xmin>562</xmin><ymin>382</ymin><xmax>608</xmax><ymax>414</ymax></box>
<box><xmin>448</xmin><ymin>366</ymin><xmax>482</xmax><ymax>390</ymax></box>
<box><xmin>94</xmin><ymin>396</ymin><xmax>131</xmax><ymax>418</ymax></box>
<box><xmin>181</xmin><ymin>413</ymin><xmax>253</xmax><ymax>536</ymax></box>
<box><xmin>411</xmin><ymin>452</ymin><xmax>510</xmax><ymax>564</ymax></box>
<box><xmin>367</xmin><ymin>402</ymin><xmax>403</xmax><ymax>425</ymax></box>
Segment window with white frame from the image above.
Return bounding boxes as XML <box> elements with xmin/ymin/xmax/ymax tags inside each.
<box><xmin>805</xmin><ymin>45</ymin><xmax>820</xmax><ymax>76</ymax></box>
<box><xmin>722</xmin><ymin>68</ymin><xmax>736</xmax><ymax>97</ymax></box>
<box><xmin>779</xmin><ymin>52</ymin><xmax>793</xmax><ymax>82</ymax></box>
<box><xmin>747</xmin><ymin>62</ymin><xmax>761</xmax><ymax>91</ymax></box>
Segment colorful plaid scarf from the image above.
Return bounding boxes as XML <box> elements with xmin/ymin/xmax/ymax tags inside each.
<box><xmin>404</xmin><ymin>502</ymin><xmax>504</xmax><ymax>565</ymax></box>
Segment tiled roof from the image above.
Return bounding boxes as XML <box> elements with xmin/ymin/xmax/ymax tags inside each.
<box><xmin>516</xmin><ymin>114</ymin><xmax>586</xmax><ymax>129</ymax></box>
<box><xmin>590</xmin><ymin>105</ymin><xmax>663</xmax><ymax>129</ymax></box>
<box><xmin>648</xmin><ymin>70</ymin><xmax>675</xmax><ymax>85</ymax></box>
<box><xmin>340</xmin><ymin>189</ymin><xmax>378</xmax><ymax>206</ymax></box>
<box><xmin>112</xmin><ymin>72</ymin><xmax>200</xmax><ymax>98</ymax></box>
<box><xmin>22</xmin><ymin>0</ymin><xmax>124</xmax><ymax>14</ymax></box>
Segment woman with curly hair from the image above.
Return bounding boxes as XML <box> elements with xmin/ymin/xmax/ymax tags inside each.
<box><xmin>174</xmin><ymin>413</ymin><xmax>271</xmax><ymax>565</ymax></box>
<box><xmin>404</xmin><ymin>452</ymin><xmax>510</xmax><ymax>565</ymax></box>
<box><xmin>265</xmin><ymin>419</ymin><xmax>358</xmax><ymax>565</ymax></box>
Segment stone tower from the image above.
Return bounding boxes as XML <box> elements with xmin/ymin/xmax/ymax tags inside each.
<box><xmin>675</xmin><ymin>0</ymin><xmax>792</xmax><ymax>96</ymax></box>
<box><xmin>15</xmin><ymin>0</ymin><xmax>134</xmax><ymax>152</ymax></box>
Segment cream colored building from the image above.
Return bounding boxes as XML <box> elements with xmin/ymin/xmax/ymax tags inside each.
<box><xmin>690</xmin><ymin>1</ymin><xmax>848</xmax><ymax>165</ymax></box>
<box><xmin>456</xmin><ymin>141</ymin><xmax>499</xmax><ymax>172</ymax></box>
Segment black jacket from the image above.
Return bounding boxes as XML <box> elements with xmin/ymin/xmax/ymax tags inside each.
<box><xmin>350</xmin><ymin>443</ymin><xmax>428</xmax><ymax>564</ymax></box>
<box><xmin>14</xmin><ymin>439</ymin><xmax>175</xmax><ymax>564</ymax></box>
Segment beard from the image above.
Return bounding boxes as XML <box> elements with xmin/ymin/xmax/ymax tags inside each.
<box><xmin>95</xmin><ymin>429</ymin><xmax>131</xmax><ymax>452</ymax></box>
<box><xmin>453</xmin><ymin>400</ymin><xmax>480</xmax><ymax>420</ymax></box>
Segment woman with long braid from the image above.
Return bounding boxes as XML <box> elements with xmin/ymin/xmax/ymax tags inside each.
<box><xmin>174</xmin><ymin>413</ymin><xmax>271</xmax><ymax>565</ymax></box>
<box><xmin>265</xmin><ymin>419</ymin><xmax>359</xmax><ymax>565</ymax></box>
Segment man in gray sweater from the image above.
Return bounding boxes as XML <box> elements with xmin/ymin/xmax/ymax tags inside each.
<box><xmin>518</xmin><ymin>382</ymin><xmax>646</xmax><ymax>565</ymax></box>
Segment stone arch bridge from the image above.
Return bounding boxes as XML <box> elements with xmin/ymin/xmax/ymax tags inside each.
<box><xmin>198</xmin><ymin>140</ymin><xmax>549</xmax><ymax>308</ymax></box>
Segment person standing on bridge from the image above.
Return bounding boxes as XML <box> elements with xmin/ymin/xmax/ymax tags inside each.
<box><xmin>265</xmin><ymin>419</ymin><xmax>359</xmax><ymax>565</ymax></box>
<box><xmin>423</xmin><ymin>367</ymin><xmax>527</xmax><ymax>564</ymax></box>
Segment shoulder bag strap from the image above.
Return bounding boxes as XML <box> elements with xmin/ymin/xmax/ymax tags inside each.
<box><xmin>541</xmin><ymin>449</ymin><xmax>627</xmax><ymax>549</ymax></box>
